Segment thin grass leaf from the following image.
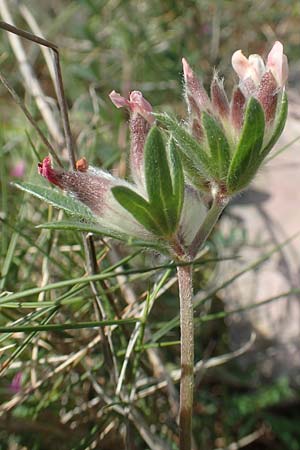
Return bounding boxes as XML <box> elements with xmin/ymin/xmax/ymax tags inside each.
<box><xmin>0</xmin><ymin>307</ymin><xmax>58</xmax><ymax>375</ymax></box>
<box><xmin>199</xmin><ymin>287</ymin><xmax>300</xmax><ymax>323</ymax></box>
<box><xmin>0</xmin><ymin>318</ymin><xmax>139</xmax><ymax>334</ymax></box>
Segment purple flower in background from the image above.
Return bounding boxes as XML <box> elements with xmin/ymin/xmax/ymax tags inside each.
<box><xmin>10</xmin><ymin>160</ymin><xmax>26</xmax><ymax>178</ymax></box>
<box><xmin>10</xmin><ymin>371</ymin><xmax>22</xmax><ymax>393</ymax></box>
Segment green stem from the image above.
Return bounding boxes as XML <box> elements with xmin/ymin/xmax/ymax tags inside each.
<box><xmin>189</xmin><ymin>194</ymin><xmax>228</xmax><ymax>259</ymax></box>
<box><xmin>177</xmin><ymin>262</ymin><xmax>194</xmax><ymax>450</ymax></box>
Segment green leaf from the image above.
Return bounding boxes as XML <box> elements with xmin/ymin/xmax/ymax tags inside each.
<box><xmin>38</xmin><ymin>220</ymin><xmax>168</xmax><ymax>252</ymax></box>
<box><xmin>144</xmin><ymin>126</ymin><xmax>174</xmax><ymax>232</ymax></box>
<box><xmin>155</xmin><ymin>113</ymin><xmax>212</xmax><ymax>176</ymax></box>
<box><xmin>179</xmin><ymin>152</ymin><xmax>211</xmax><ymax>191</ymax></box>
<box><xmin>112</xmin><ymin>186</ymin><xmax>164</xmax><ymax>236</ymax></box>
<box><xmin>202</xmin><ymin>111</ymin><xmax>230</xmax><ymax>179</ymax></box>
<box><xmin>0</xmin><ymin>318</ymin><xmax>139</xmax><ymax>334</ymax></box>
<box><xmin>260</xmin><ymin>91</ymin><xmax>288</xmax><ymax>159</ymax></box>
<box><xmin>226</xmin><ymin>98</ymin><xmax>265</xmax><ymax>193</ymax></box>
<box><xmin>13</xmin><ymin>182</ymin><xmax>95</xmax><ymax>220</ymax></box>
<box><xmin>168</xmin><ymin>138</ymin><xmax>184</xmax><ymax>226</ymax></box>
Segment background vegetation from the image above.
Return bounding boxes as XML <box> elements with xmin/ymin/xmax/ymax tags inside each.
<box><xmin>0</xmin><ymin>0</ymin><xmax>300</xmax><ymax>449</ymax></box>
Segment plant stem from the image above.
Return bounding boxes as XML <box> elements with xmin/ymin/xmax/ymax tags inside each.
<box><xmin>175</xmin><ymin>193</ymin><xmax>228</xmax><ymax>449</ymax></box>
<box><xmin>189</xmin><ymin>194</ymin><xmax>228</xmax><ymax>259</ymax></box>
<box><xmin>177</xmin><ymin>262</ymin><xmax>194</xmax><ymax>450</ymax></box>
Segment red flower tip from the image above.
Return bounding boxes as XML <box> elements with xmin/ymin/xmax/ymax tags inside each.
<box><xmin>38</xmin><ymin>156</ymin><xmax>61</xmax><ymax>186</ymax></box>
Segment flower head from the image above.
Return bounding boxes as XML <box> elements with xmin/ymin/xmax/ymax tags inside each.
<box><xmin>33</xmin><ymin>42</ymin><xmax>287</xmax><ymax>255</ymax></box>
<box><xmin>232</xmin><ymin>41</ymin><xmax>288</xmax><ymax>90</ymax></box>
<box><xmin>158</xmin><ymin>41</ymin><xmax>288</xmax><ymax>196</ymax></box>
<box><xmin>231</xmin><ymin>41</ymin><xmax>288</xmax><ymax>123</ymax></box>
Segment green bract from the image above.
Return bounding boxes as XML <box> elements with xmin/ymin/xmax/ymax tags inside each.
<box><xmin>112</xmin><ymin>126</ymin><xmax>184</xmax><ymax>238</ymax></box>
<box><xmin>227</xmin><ymin>98</ymin><xmax>265</xmax><ymax>193</ymax></box>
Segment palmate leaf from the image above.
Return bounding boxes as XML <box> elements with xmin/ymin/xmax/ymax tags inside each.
<box><xmin>144</xmin><ymin>126</ymin><xmax>174</xmax><ymax>233</ymax></box>
<box><xmin>226</xmin><ymin>97</ymin><xmax>265</xmax><ymax>193</ymax></box>
<box><xmin>202</xmin><ymin>111</ymin><xmax>230</xmax><ymax>179</ymax></box>
<box><xmin>13</xmin><ymin>182</ymin><xmax>95</xmax><ymax>220</ymax></box>
<box><xmin>111</xmin><ymin>186</ymin><xmax>165</xmax><ymax>236</ymax></box>
<box><xmin>179</xmin><ymin>152</ymin><xmax>211</xmax><ymax>191</ymax></box>
<box><xmin>168</xmin><ymin>137</ymin><xmax>184</xmax><ymax>227</ymax></box>
<box><xmin>155</xmin><ymin>113</ymin><xmax>212</xmax><ymax>176</ymax></box>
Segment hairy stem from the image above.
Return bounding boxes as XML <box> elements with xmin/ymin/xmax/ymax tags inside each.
<box><xmin>177</xmin><ymin>262</ymin><xmax>194</xmax><ymax>450</ymax></box>
<box><xmin>175</xmin><ymin>193</ymin><xmax>229</xmax><ymax>449</ymax></box>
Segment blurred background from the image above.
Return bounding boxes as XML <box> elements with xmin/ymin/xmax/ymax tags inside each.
<box><xmin>0</xmin><ymin>0</ymin><xmax>300</xmax><ymax>449</ymax></box>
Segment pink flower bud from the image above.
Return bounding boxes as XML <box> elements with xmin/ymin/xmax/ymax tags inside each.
<box><xmin>109</xmin><ymin>90</ymin><xmax>154</xmax><ymax>124</ymax></box>
<box><xmin>38</xmin><ymin>156</ymin><xmax>111</xmax><ymax>215</ymax></box>
<box><xmin>38</xmin><ymin>156</ymin><xmax>155</xmax><ymax>240</ymax></box>
<box><xmin>109</xmin><ymin>90</ymin><xmax>130</xmax><ymax>109</ymax></box>
<box><xmin>230</xmin><ymin>87</ymin><xmax>246</xmax><ymax>131</ymax></box>
<box><xmin>210</xmin><ymin>75</ymin><xmax>229</xmax><ymax>119</ymax></box>
<box><xmin>110</xmin><ymin>90</ymin><xmax>154</xmax><ymax>189</ymax></box>
<box><xmin>256</xmin><ymin>71</ymin><xmax>278</xmax><ymax>123</ymax></box>
<box><xmin>231</xmin><ymin>42</ymin><xmax>288</xmax><ymax>124</ymax></box>
<box><xmin>266</xmin><ymin>41</ymin><xmax>288</xmax><ymax>87</ymax></box>
<box><xmin>130</xmin><ymin>115</ymin><xmax>150</xmax><ymax>188</ymax></box>
<box><xmin>182</xmin><ymin>57</ymin><xmax>211</xmax><ymax>113</ymax></box>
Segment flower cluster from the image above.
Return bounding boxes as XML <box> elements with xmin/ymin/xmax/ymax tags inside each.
<box><xmin>158</xmin><ymin>41</ymin><xmax>288</xmax><ymax>196</ymax></box>
<box><xmin>37</xmin><ymin>42</ymin><xmax>288</xmax><ymax>254</ymax></box>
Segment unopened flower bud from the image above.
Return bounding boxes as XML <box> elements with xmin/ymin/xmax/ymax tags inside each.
<box><xmin>182</xmin><ymin>57</ymin><xmax>211</xmax><ymax>115</ymax></box>
<box><xmin>110</xmin><ymin>90</ymin><xmax>154</xmax><ymax>189</ymax></box>
<box><xmin>38</xmin><ymin>156</ymin><xmax>156</xmax><ymax>240</ymax></box>
<box><xmin>210</xmin><ymin>75</ymin><xmax>229</xmax><ymax>119</ymax></box>
<box><xmin>230</xmin><ymin>87</ymin><xmax>246</xmax><ymax>131</ymax></box>
<box><xmin>256</xmin><ymin>71</ymin><xmax>278</xmax><ymax>123</ymax></box>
